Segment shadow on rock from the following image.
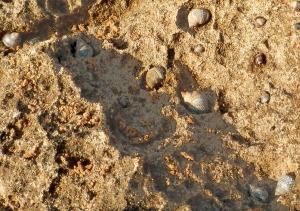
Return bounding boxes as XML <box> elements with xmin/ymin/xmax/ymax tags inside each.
<box><xmin>45</xmin><ymin>33</ymin><xmax>288</xmax><ymax>211</ymax></box>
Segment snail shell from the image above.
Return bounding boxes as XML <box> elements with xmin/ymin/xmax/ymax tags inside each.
<box><xmin>75</xmin><ymin>38</ymin><xmax>93</xmax><ymax>58</ymax></box>
<box><xmin>188</xmin><ymin>9</ymin><xmax>211</xmax><ymax>28</ymax></box>
<box><xmin>275</xmin><ymin>174</ymin><xmax>295</xmax><ymax>196</ymax></box>
<box><xmin>249</xmin><ymin>185</ymin><xmax>268</xmax><ymax>202</ymax></box>
<box><xmin>145</xmin><ymin>66</ymin><xmax>166</xmax><ymax>89</ymax></box>
<box><xmin>182</xmin><ymin>91</ymin><xmax>209</xmax><ymax>114</ymax></box>
<box><xmin>2</xmin><ymin>32</ymin><xmax>22</xmax><ymax>48</ymax></box>
<box><xmin>255</xmin><ymin>17</ymin><xmax>267</xmax><ymax>27</ymax></box>
<box><xmin>291</xmin><ymin>1</ymin><xmax>300</xmax><ymax>11</ymax></box>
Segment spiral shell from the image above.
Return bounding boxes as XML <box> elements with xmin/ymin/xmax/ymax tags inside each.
<box><xmin>188</xmin><ymin>9</ymin><xmax>211</xmax><ymax>28</ymax></box>
<box><xmin>145</xmin><ymin>66</ymin><xmax>166</xmax><ymax>89</ymax></box>
<box><xmin>2</xmin><ymin>32</ymin><xmax>22</xmax><ymax>48</ymax></box>
<box><xmin>182</xmin><ymin>91</ymin><xmax>209</xmax><ymax>114</ymax></box>
<box><xmin>275</xmin><ymin>174</ymin><xmax>295</xmax><ymax>196</ymax></box>
<box><xmin>75</xmin><ymin>38</ymin><xmax>93</xmax><ymax>59</ymax></box>
<box><xmin>249</xmin><ymin>185</ymin><xmax>268</xmax><ymax>202</ymax></box>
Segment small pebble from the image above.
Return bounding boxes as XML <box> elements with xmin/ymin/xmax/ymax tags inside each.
<box><xmin>260</xmin><ymin>91</ymin><xmax>270</xmax><ymax>104</ymax></box>
<box><xmin>255</xmin><ymin>17</ymin><xmax>267</xmax><ymax>27</ymax></box>
<box><xmin>294</xmin><ymin>22</ymin><xmax>300</xmax><ymax>30</ymax></box>
<box><xmin>291</xmin><ymin>1</ymin><xmax>300</xmax><ymax>11</ymax></box>
<box><xmin>2</xmin><ymin>32</ymin><xmax>22</xmax><ymax>48</ymax></box>
<box><xmin>249</xmin><ymin>185</ymin><xmax>268</xmax><ymax>202</ymax></box>
<box><xmin>254</xmin><ymin>53</ymin><xmax>266</xmax><ymax>66</ymax></box>
<box><xmin>275</xmin><ymin>174</ymin><xmax>295</xmax><ymax>196</ymax></box>
<box><xmin>193</xmin><ymin>44</ymin><xmax>205</xmax><ymax>54</ymax></box>
<box><xmin>118</xmin><ymin>96</ymin><xmax>130</xmax><ymax>108</ymax></box>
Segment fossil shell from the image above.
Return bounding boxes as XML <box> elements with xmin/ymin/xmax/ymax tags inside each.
<box><xmin>75</xmin><ymin>38</ymin><xmax>93</xmax><ymax>58</ymax></box>
<box><xmin>260</xmin><ymin>91</ymin><xmax>270</xmax><ymax>104</ymax></box>
<box><xmin>254</xmin><ymin>53</ymin><xmax>266</xmax><ymax>66</ymax></box>
<box><xmin>2</xmin><ymin>32</ymin><xmax>22</xmax><ymax>48</ymax></box>
<box><xmin>188</xmin><ymin>9</ymin><xmax>211</xmax><ymax>28</ymax></box>
<box><xmin>145</xmin><ymin>66</ymin><xmax>166</xmax><ymax>89</ymax></box>
<box><xmin>295</xmin><ymin>22</ymin><xmax>300</xmax><ymax>30</ymax></box>
<box><xmin>291</xmin><ymin>1</ymin><xmax>300</xmax><ymax>11</ymax></box>
<box><xmin>255</xmin><ymin>17</ymin><xmax>267</xmax><ymax>27</ymax></box>
<box><xmin>275</xmin><ymin>174</ymin><xmax>295</xmax><ymax>196</ymax></box>
<box><xmin>249</xmin><ymin>185</ymin><xmax>268</xmax><ymax>202</ymax></box>
<box><xmin>182</xmin><ymin>91</ymin><xmax>209</xmax><ymax>114</ymax></box>
<box><xmin>194</xmin><ymin>44</ymin><xmax>205</xmax><ymax>54</ymax></box>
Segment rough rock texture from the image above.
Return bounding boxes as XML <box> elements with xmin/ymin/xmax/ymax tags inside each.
<box><xmin>0</xmin><ymin>0</ymin><xmax>299</xmax><ymax>210</ymax></box>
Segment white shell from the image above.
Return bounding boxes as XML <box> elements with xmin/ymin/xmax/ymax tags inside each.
<box><xmin>275</xmin><ymin>175</ymin><xmax>295</xmax><ymax>196</ymax></box>
<box><xmin>145</xmin><ymin>66</ymin><xmax>166</xmax><ymax>89</ymax></box>
<box><xmin>249</xmin><ymin>185</ymin><xmax>268</xmax><ymax>202</ymax></box>
<box><xmin>255</xmin><ymin>17</ymin><xmax>267</xmax><ymax>27</ymax></box>
<box><xmin>188</xmin><ymin>9</ymin><xmax>211</xmax><ymax>28</ymax></box>
<box><xmin>182</xmin><ymin>91</ymin><xmax>209</xmax><ymax>114</ymax></box>
<box><xmin>2</xmin><ymin>32</ymin><xmax>21</xmax><ymax>48</ymax></box>
<box><xmin>291</xmin><ymin>1</ymin><xmax>300</xmax><ymax>11</ymax></box>
<box><xmin>75</xmin><ymin>38</ymin><xmax>93</xmax><ymax>58</ymax></box>
<box><xmin>194</xmin><ymin>44</ymin><xmax>205</xmax><ymax>54</ymax></box>
<box><xmin>260</xmin><ymin>92</ymin><xmax>270</xmax><ymax>104</ymax></box>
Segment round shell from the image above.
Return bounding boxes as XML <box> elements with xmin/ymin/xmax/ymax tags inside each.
<box><xmin>188</xmin><ymin>9</ymin><xmax>211</xmax><ymax>28</ymax></box>
<box><xmin>75</xmin><ymin>38</ymin><xmax>93</xmax><ymax>58</ymax></box>
<box><xmin>255</xmin><ymin>17</ymin><xmax>267</xmax><ymax>27</ymax></box>
<box><xmin>145</xmin><ymin>66</ymin><xmax>166</xmax><ymax>89</ymax></box>
<box><xmin>275</xmin><ymin>174</ymin><xmax>295</xmax><ymax>196</ymax></box>
<box><xmin>291</xmin><ymin>1</ymin><xmax>300</xmax><ymax>11</ymax></box>
<box><xmin>254</xmin><ymin>53</ymin><xmax>266</xmax><ymax>66</ymax></box>
<box><xmin>182</xmin><ymin>91</ymin><xmax>209</xmax><ymax>114</ymax></box>
<box><xmin>2</xmin><ymin>32</ymin><xmax>22</xmax><ymax>48</ymax></box>
<box><xmin>260</xmin><ymin>91</ymin><xmax>270</xmax><ymax>104</ymax></box>
<box><xmin>249</xmin><ymin>185</ymin><xmax>268</xmax><ymax>202</ymax></box>
<box><xmin>194</xmin><ymin>44</ymin><xmax>205</xmax><ymax>54</ymax></box>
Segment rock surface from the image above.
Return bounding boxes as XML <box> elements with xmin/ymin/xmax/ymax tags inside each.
<box><xmin>0</xmin><ymin>0</ymin><xmax>299</xmax><ymax>210</ymax></box>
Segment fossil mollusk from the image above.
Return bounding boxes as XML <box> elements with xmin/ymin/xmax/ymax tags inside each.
<box><xmin>181</xmin><ymin>91</ymin><xmax>209</xmax><ymax>114</ymax></box>
<box><xmin>145</xmin><ymin>66</ymin><xmax>166</xmax><ymax>89</ymax></box>
<box><xmin>75</xmin><ymin>38</ymin><xmax>93</xmax><ymax>58</ymax></box>
<box><xmin>249</xmin><ymin>185</ymin><xmax>268</xmax><ymax>202</ymax></box>
<box><xmin>275</xmin><ymin>174</ymin><xmax>295</xmax><ymax>196</ymax></box>
<box><xmin>188</xmin><ymin>9</ymin><xmax>211</xmax><ymax>28</ymax></box>
<box><xmin>2</xmin><ymin>32</ymin><xmax>22</xmax><ymax>48</ymax></box>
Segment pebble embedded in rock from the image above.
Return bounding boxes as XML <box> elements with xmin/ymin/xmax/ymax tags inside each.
<box><xmin>75</xmin><ymin>38</ymin><xmax>93</xmax><ymax>59</ymax></box>
<box><xmin>254</xmin><ymin>53</ymin><xmax>266</xmax><ymax>66</ymax></box>
<box><xmin>291</xmin><ymin>1</ymin><xmax>300</xmax><ymax>11</ymax></box>
<box><xmin>295</xmin><ymin>22</ymin><xmax>300</xmax><ymax>30</ymax></box>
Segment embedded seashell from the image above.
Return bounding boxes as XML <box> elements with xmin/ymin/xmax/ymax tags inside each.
<box><xmin>291</xmin><ymin>1</ymin><xmax>300</xmax><ymax>11</ymax></box>
<box><xmin>260</xmin><ymin>91</ymin><xmax>270</xmax><ymax>104</ymax></box>
<box><xmin>193</xmin><ymin>44</ymin><xmax>205</xmax><ymax>54</ymax></box>
<box><xmin>182</xmin><ymin>91</ymin><xmax>209</xmax><ymax>114</ymax></box>
<box><xmin>254</xmin><ymin>53</ymin><xmax>266</xmax><ymax>66</ymax></box>
<box><xmin>275</xmin><ymin>174</ymin><xmax>295</xmax><ymax>196</ymax></box>
<box><xmin>255</xmin><ymin>17</ymin><xmax>267</xmax><ymax>28</ymax></box>
<box><xmin>249</xmin><ymin>185</ymin><xmax>268</xmax><ymax>202</ymax></box>
<box><xmin>75</xmin><ymin>38</ymin><xmax>93</xmax><ymax>58</ymax></box>
<box><xmin>2</xmin><ymin>32</ymin><xmax>22</xmax><ymax>48</ymax></box>
<box><xmin>145</xmin><ymin>66</ymin><xmax>166</xmax><ymax>89</ymax></box>
<box><xmin>188</xmin><ymin>9</ymin><xmax>211</xmax><ymax>28</ymax></box>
